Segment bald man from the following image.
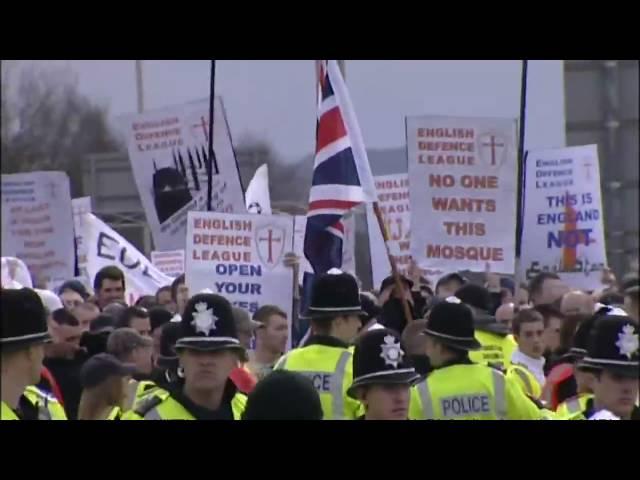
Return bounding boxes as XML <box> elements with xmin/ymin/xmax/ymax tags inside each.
<box><xmin>495</xmin><ymin>303</ymin><xmax>515</xmax><ymax>330</ymax></box>
<box><xmin>560</xmin><ymin>291</ymin><xmax>595</xmax><ymax>316</ymax></box>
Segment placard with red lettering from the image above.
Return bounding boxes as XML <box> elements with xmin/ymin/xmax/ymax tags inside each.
<box><xmin>1</xmin><ymin>171</ymin><xmax>75</xmax><ymax>291</ymax></box>
<box><xmin>366</xmin><ymin>173</ymin><xmax>445</xmax><ymax>290</ymax></box>
<box><xmin>82</xmin><ymin>212</ymin><xmax>172</xmax><ymax>305</ymax></box>
<box><xmin>119</xmin><ymin>97</ymin><xmax>245</xmax><ymax>251</ymax></box>
<box><xmin>407</xmin><ymin>116</ymin><xmax>518</xmax><ymax>274</ymax></box>
<box><xmin>520</xmin><ymin>145</ymin><xmax>606</xmax><ymax>290</ymax></box>
<box><xmin>186</xmin><ymin>211</ymin><xmax>294</xmax><ymax>344</ymax></box>
<box><xmin>151</xmin><ymin>249</ymin><xmax>185</xmax><ymax>278</ymax></box>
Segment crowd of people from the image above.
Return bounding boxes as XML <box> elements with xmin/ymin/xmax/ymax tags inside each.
<box><xmin>1</xmin><ymin>256</ymin><xmax>638</xmax><ymax>420</ymax></box>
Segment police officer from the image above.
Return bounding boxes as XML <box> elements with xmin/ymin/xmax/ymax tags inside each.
<box><xmin>348</xmin><ymin>328</ymin><xmax>420</xmax><ymax>420</ymax></box>
<box><xmin>123</xmin><ymin>294</ymin><xmax>247</xmax><ymax>420</ymax></box>
<box><xmin>563</xmin><ymin>316</ymin><xmax>638</xmax><ymax>420</ymax></box>
<box><xmin>1</xmin><ymin>288</ymin><xmax>67</xmax><ymax>420</ymax></box>
<box><xmin>409</xmin><ymin>297</ymin><xmax>545</xmax><ymax>420</ymax></box>
<box><xmin>274</xmin><ymin>269</ymin><xmax>363</xmax><ymax>420</ymax></box>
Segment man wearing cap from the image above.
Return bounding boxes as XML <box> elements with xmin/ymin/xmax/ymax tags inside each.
<box><xmin>123</xmin><ymin>293</ymin><xmax>248</xmax><ymax>420</ymax></box>
<box><xmin>274</xmin><ymin>270</ymin><xmax>363</xmax><ymax>420</ymax></box>
<box><xmin>348</xmin><ymin>328</ymin><xmax>420</xmax><ymax>420</ymax></box>
<box><xmin>1</xmin><ymin>288</ymin><xmax>67</xmax><ymax>420</ymax></box>
<box><xmin>562</xmin><ymin>316</ymin><xmax>639</xmax><ymax>420</ymax></box>
<box><xmin>409</xmin><ymin>298</ymin><xmax>546</xmax><ymax>420</ymax></box>
<box><xmin>107</xmin><ymin>328</ymin><xmax>155</xmax><ymax>409</ymax></box>
<box><xmin>78</xmin><ymin>353</ymin><xmax>137</xmax><ymax>420</ymax></box>
<box><xmin>229</xmin><ymin>307</ymin><xmax>260</xmax><ymax>394</ymax></box>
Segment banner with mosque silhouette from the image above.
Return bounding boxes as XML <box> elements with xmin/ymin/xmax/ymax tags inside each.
<box><xmin>520</xmin><ymin>144</ymin><xmax>607</xmax><ymax>291</ymax></box>
<box><xmin>119</xmin><ymin>97</ymin><xmax>245</xmax><ymax>251</ymax></box>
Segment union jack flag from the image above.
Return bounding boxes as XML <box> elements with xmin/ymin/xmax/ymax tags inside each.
<box><xmin>303</xmin><ymin>60</ymin><xmax>376</xmax><ymax>276</ymax></box>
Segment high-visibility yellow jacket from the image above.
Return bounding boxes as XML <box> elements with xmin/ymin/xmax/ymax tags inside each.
<box><xmin>0</xmin><ymin>386</ymin><xmax>67</xmax><ymax>420</ymax></box>
<box><xmin>274</xmin><ymin>336</ymin><xmax>362</xmax><ymax>420</ymax></box>
<box><xmin>409</xmin><ymin>363</ymin><xmax>546</xmax><ymax>420</ymax></box>
<box><xmin>122</xmin><ymin>379</ymin><xmax>159</xmax><ymax>411</ymax></box>
<box><xmin>555</xmin><ymin>393</ymin><xmax>594</xmax><ymax>418</ymax></box>
<box><xmin>122</xmin><ymin>387</ymin><xmax>246</xmax><ymax>420</ymax></box>
<box><xmin>506</xmin><ymin>364</ymin><xmax>543</xmax><ymax>399</ymax></box>
<box><xmin>469</xmin><ymin>331</ymin><xmax>517</xmax><ymax>370</ymax></box>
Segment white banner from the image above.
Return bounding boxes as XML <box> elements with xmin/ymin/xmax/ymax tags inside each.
<box><xmin>186</xmin><ymin>211</ymin><xmax>294</xmax><ymax>343</ymax></box>
<box><xmin>520</xmin><ymin>145</ymin><xmax>607</xmax><ymax>290</ymax></box>
<box><xmin>83</xmin><ymin>213</ymin><xmax>172</xmax><ymax>305</ymax></box>
<box><xmin>72</xmin><ymin>197</ymin><xmax>92</xmax><ymax>289</ymax></box>
<box><xmin>407</xmin><ymin>116</ymin><xmax>518</xmax><ymax>275</ymax></box>
<box><xmin>292</xmin><ymin>214</ymin><xmax>356</xmax><ymax>286</ymax></box>
<box><xmin>245</xmin><ymin>164</ymin><xmax>272</xmax><ymax>215</ymax></box>
<box><xmin>151</xmin><ymin>249</ymin><xmax>185</xmax><ymax>278</ymax></box>
<box><xmin>366</xmin><ymin>173</ymin><xmax>445</xmax><ymax>291</ymax></box>
<box><xmin>119</xmin><ymin>97</ymin><xmax>246</xmax><ymax>251</ymax></box>
<box><xmin>1</xmin><ymin>171</ymin><xmax>75</xmax><ymax>291</ymax></box>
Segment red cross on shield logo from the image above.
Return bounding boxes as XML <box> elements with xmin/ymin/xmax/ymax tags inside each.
<box><xmin>477</xmin><ymin>132</ymin><xmax>508</xmax><ymax>168</ymax></box>
<box><xmin>255</xmin><ymin>224</ymin><xmax>285</xmax><ymax>270</ymax></box>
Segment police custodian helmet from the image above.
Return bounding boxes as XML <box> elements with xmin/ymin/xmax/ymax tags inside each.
<box><xmin>423</xmin><ymin>297</ymin><xmax>482</xmax><ymax>351</ymax></box>
<box><xmin>304</xmin><ymin>269</ymin><xmax>364</xmax><ymax>319</ymax></box>
<box><xmin>347</xmin><ymin>328</ymin><xmax>419</xmax><ymax>399</ymax></box>
<box><xmin>580</xmin><ymin>316</ymin><xmax>639</xmax><ymax>378</ymax></box>
<box><xmin>1</xmin><ymin>288</ymin><xmax>50</xmax><ymax>347</ymax></box>
<box><xmin>175</xmin><ymin>293</ymin><xmax>244</xmax><ymax>353</ymax></box>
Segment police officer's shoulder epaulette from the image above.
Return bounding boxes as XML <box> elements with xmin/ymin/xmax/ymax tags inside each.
<box><xmin>487</xmin><ymin>362</ymin><xmax>506</xmax><ymax>374</ymax></box>
<box><xmin>133</xmin><ymin>390</ymin><xmax>168</xmax><ymax>417</ymax></box>
<box><xmin>141</xmin><ymin>382</ymin><xmax>158</xmax><ymax>393</ymax></box>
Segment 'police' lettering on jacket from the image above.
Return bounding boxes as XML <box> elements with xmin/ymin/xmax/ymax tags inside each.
<box><xmin>440</xmin><ymin>394</ymin><xmax>491</xmax><ymax>418</ymax></box>
<box><xmin>300</xmin><ymin>371</ymin><xmax>333</xmax><ymax>393</ymax></box>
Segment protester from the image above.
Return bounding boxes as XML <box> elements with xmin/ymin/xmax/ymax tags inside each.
<box><xmin>534</xmin><ymin>305</ymin><xmax>565</xmax><ymax>353</ymax></box>
<box><xmin>229</xmin><ymin>307</ymin><xmax>259</xmax><ymax>394</ymax></box>
<box><xmin>529</xmin><ymin>272</ymin><xmax>569</xmax><ymax>307</ymax></box>
<box><xmin>94</xmin><ymin>266</ymin><xmax>126</xmax><ymax>309</ymax></box>
<box><xmin>135</xmin><ymin>295</ymin><xmax>157</xmax><ymax>310</ymax></box>
<box><xmin>102</xmin><ymin>300</ymin><xmax>128</xmax><ymax>324</ymax></box>
<box><xmin>155</xmin><ymin>285</ymin><xmax>176</xmax><ymax>313</ymax></box>
<box><xmin>274</xmin><ymin>270</ymin><xmax>363</xmax><ymax>420</ymax></box>
<box><xmin>58</xmin><ymin>280</ymin><xmax>90</xmax><ymax>311</ymax></box>
<box><xmin>2</xmin><ymin>288</ymin><xmax>67</xmax><ymax>420</ymax></box>
<box><xmin>117</xmin><ymin>306</ymin><xmax>152</xmax><ymax>337</ymax></box>
<box><xmin>72</xmin><ymin>302</ymin><xmax>100</xmax><ymax>333</ymax></box>
<box><xmin>560</xmin><ymin>290</ymin><xmax>595</xmax><ymax>316</ymax></box>
<box><xmin>148</xmin><ymin>307</ymin><xmax>173</xmax><ymax>365</ymax></box>
<box><xmin>242</xmin><ymin>370</ymin><xmax>323</xmax><ymax>420</ymax></box>
<box><xmin>434</xmin><ymin>272</ymin><xmax>467</xmax><ymax>299</ymax></box>
<box><xmin>348</xmin><ymin>328</ymin><xmax>419</xmax><ymax>420</ymax></box>
<box><xmin>495</xmin><ymin>303</ymin><xmax>515</xmax><ymax>330</ymax></box>
<box><xmin>563</xmin><ymin>316</ymin><xmax>638</xmax><ymax>420</ymax></box>
<box><xmin>401</xmin><ymin>318</ymin><xmax>431</xmax><ymax>376</ymax></box>
<box><xmin>123</xmin><ymin>293</ymin><xmax>248</xmax><ymax>420</ymax></box>
<box><xmin>171</xmin><ymin>274</ymin><xmax>189</xmax><ymax>317</ymax></box>
<box><xmin>378</xmin><ymin>275</ymin><xmax>418</xmax><ymax>334</ymax></box>
<box><xmin>622</xmin><ymin>275</ymin><xmax>639</xmax><ymax>323</ymax></box>
<box><xmin>355</xmin><ymin>292</ymin><xmax>383</xmax><ymax>334</ymax></box>
<box><xmin>247</xmin><ymin>305</ymin><xmax>289</xmax><ymax>381</ymax></box>
<box><xmin>506</xmin><ymin>309</ymin><xmax>546</xmax><ymax>399</ymax></box>
<box><xmin>78</xmin><ymin>353</ymin><xmax>136</xmax><ymax>420</ymax></box>
<box><xmin>455</xmin><ymin>283</ymin><xmax>516</xmax><ymax>369</ymax></box>
<box><xmin>106</xmin><ymin>328</ymin><xmax>154</xmax><ymax>409</ymax></box>
<box><xmin>409</xmin><ymin>298</ymin><xmax>546</xmax><ymax>420</ymax></box>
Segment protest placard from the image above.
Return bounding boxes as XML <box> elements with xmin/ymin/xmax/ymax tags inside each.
<box><xmin>407</xmin><ymin>116</ymin><xmax>518</xmax><ymax>275</ymax></box>
<box><xmin>72</xmin><ymin>197</ymin><xmax>92</xmax><ymax>289</ymax></box>
<box><xmin>119</xmin><ymin>97</ymin><xmax>245</xmax><ymax>251</ymax></box>
<box><xmin>1</xmin><ymin>171</ymin><xmax>75</xmax><ymax>291</ymax></box>
<box><xmin>366</xmin><ymin>173</ymin><xmax>445</xmax><ymax>290</ymax></box>
<box><xmin>186</xmin><ymin>212</ymin><xmax>294</xmax><ymax>347</ymax></box>
<box><xmin>82</xmin><ymin>212</ymin><xmax>172</xmax><ymax>304</ymax></box>
<box><xmin>520</xmin><ymin>144</ymin><xmax>607</xmax><ymax>290</ymax></box>
<box><xmin>151</xmin><ymin>250</ymin><xmax>185</xmax><ymax>278</ymax></box>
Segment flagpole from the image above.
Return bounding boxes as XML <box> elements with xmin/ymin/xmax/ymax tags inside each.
<box><xmin>335</xmin><ymin>59</ymin><xmax>412</xmax><ymax>324</ymax></box>
<box><xmin>515</xmin><ymin>60</ymin><xmax>528</xmax><ymax>259</ymax></box>
<box><xmin>135</xmin><ymin>60</ymin><xmax>144</xmax><ymax>114</ymax></box>
<box><xmin>207</xmin><ymin>60</ymin><xmax>216</xmax><ymax>212</ymax></box>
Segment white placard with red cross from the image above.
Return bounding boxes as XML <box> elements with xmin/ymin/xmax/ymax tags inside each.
<box><xmin>520</xmin><ymin>144</ymin><xmax>607</xmax><ymax>290</ymax></box>
<box><xmin>186</xmin><ymin>211</ymin><xmax>294</xmax><ymax>324</ymax></box>
<box><xmin>407</xmin><ymin>115</ymin><xmax>518</xmax><ymax>275</ymax></box>
<box><xmin>1</xmin><ymin>171</ymin><xmax>75</xmax><ymax>291</ymax></box>
<box><xmin>118</xmin><ymin>97</ymin><xmax>246</xmax><ymax>251</ymax></box>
